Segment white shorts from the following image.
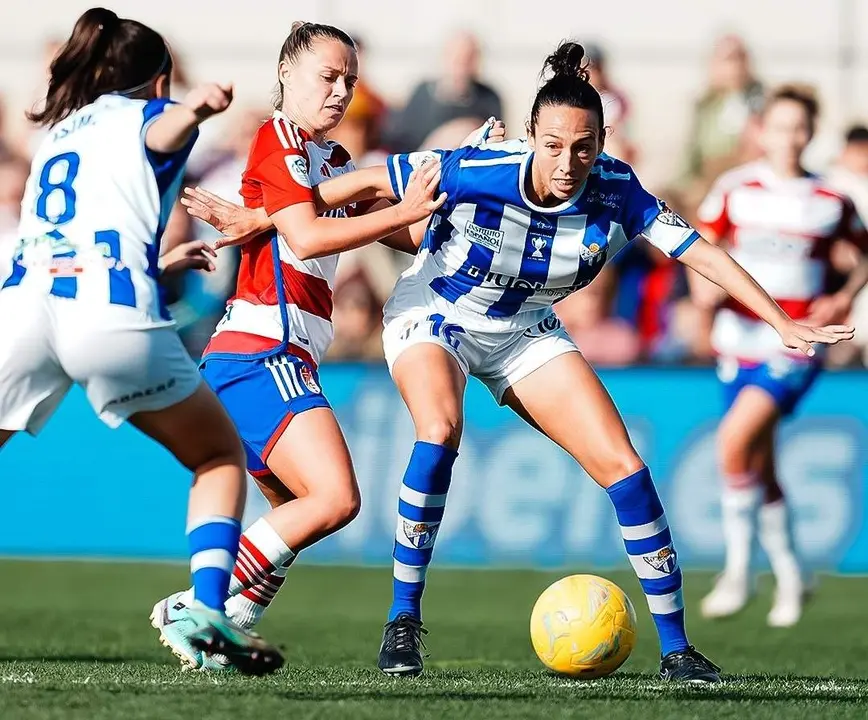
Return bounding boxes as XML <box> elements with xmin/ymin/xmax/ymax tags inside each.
<box><xmin>383</xmin><ymin>282</ymin><xmax>578</xmax><ymax>403</ymax></box>
<box><xmin>0</xmin><ymin>289</ymin><xmax>201</xmax><ymax>434</ymax></box>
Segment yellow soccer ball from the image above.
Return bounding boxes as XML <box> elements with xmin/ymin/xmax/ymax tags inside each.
<box><xmin>530</xmin><ymin>574</ymin><xmax>637</xmax><ymax>679</ymax></box>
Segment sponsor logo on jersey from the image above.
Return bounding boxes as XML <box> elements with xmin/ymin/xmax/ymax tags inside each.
<box><xmin>465</xmin><ymin>221</ymin><xmax>504</xmax><ymax>253</ymax></box>
<box><xmin>402</xmin><ymin>520</ymin><xmax>440</xmax><ymax>549</ymax></box>
<box><xmin>286</xmin><ymin>155</ymin><xmax>311</xmax><ymax>188</ymax></box>
<box><xmin>104</xmin><ymin>378</ymin><xmax>177</xmax><ymax>407</ymax></box>
<box><xmin>522</xmin><ymin>314</ymin><xmax>563</xmax><ymax>338</ymax></box>
<box><xmin>587</xmin><ymin>189</ymin><xmax>622</xmax><ymax>208</ymax></box>
<box><xmin>465</xmin><ymin>267</ymin><xmax>598</xmax><ymax>298</ymax></box>
<box><xmin>643</xmin><ymin>546</ymin><xmax>677</xmax><ymax>574</ymax></box>
<box><xmin>656</xmin><ymin>201</ymin><xmax>689</xmax><ymax>228</ymax></box>
<box><xmin>299</xmin><ymin>365</ymin><xmax>321</xmax><ymax>393</ymax></box>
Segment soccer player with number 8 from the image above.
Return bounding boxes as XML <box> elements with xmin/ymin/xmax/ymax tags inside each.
<box><xmin>0</xmin><ymin>7</ymin><xmax>282</xmax><ymax>674</ymax></box>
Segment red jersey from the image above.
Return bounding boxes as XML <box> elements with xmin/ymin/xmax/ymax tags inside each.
<box><xmin>697</xmin><ymin>161</ymin><xmax>868</xmax><ymax>362</ymax></box>
<box><xmin>203</xmin><ymin>112</ymin><xmax>361</xmax><ymax>367</ymax></box>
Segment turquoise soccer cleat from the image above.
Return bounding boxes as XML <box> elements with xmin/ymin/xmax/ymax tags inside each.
<box><xmin>184</xmin><ymin>601</ymin><xmax>284</xmax><ymax>676</ymax></box>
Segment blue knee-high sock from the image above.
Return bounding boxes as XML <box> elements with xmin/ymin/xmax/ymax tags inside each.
<box><xmin>389</xmin><ymin>441</ymin><xmax>457</xmax><ymax>622</ymax></box>
<box><xmin>188</xmin><ymin>515</ymin><xmax>241</xmax><ymax>612</ymax></box>
<box><xmin>606</xmin><ymin>467</ymin><xmax>689</xmax><ymax>656</ymax></box>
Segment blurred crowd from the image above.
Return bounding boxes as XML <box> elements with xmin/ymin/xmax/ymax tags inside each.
<box><xmin>2</xmin><ymin>31</ymin><xmax>868</xmax><ymax>367</ymax></box>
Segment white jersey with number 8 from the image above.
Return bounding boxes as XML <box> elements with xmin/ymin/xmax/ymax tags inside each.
<box><xmin>5</xmin><ymin>94</ymin><xmax>193</xmax><ymax>326</ymax></box>
<box><xmin>0</xmin><ymin>93</ymin><xmax>202</xmax><ymax>435</ymax></box>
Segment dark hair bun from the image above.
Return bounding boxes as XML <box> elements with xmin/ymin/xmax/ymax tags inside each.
<box><xmin>543</xmin><ymin>41</ymin><xmax>589</xmax><ymax>83</ymax></box>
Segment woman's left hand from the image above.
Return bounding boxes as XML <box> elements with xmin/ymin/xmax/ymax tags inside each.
<box><xmin>181</xmin><ymin>186</ymin><xmax>270</xmax><ymax>250</ymax></box>
<box><xmin>777</xmin><ymin>320</ymin><xmax>855</xmax><ymax>357</ymax></box>
<box><xmin>159</xmin><ymin>240</ymin><xmax>217</xmax><ymax>275</ymax></box>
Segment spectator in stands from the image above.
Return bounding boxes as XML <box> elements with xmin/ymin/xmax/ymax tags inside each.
<box><xmin>327</xmin><ymin>269</ymin><xmax>387</xmax><ymax>360</ymax></box>
<box><xmin>677</xmin><ymin>34</ymin><xmax>764</xmax><ymax>213</ymax></box>
<box><xmin>827</xmin><ymin>125</ymin><xmax>868</xmax><ymax>367</ymax></box>
<box><xmin>556</xmin><ymin>267</ymin><xmax>642</xmax><ymax>367</ymax></box>
<box><xmin>828</xmin><ymin>125</ymin><xmax>868</xmax><ymax>218</ymax></box>
<box><xmin>0</xmin><ymin>156</ymin><xmax>29</xmax><ymax>257</ymax></box>
<box><xmin>383</xmin><ymin>30</ymin><xmax>502</xmax><ymax>152</ymax></box>
<box><xmin>0</xmin><ymin>98</ymin><xmax>19</xmax><ymax>163</ymax></box>
<box><xmin>585</xmin><ymin>42</ymin><xmax>635</xmax><ymax>164</ymax></box>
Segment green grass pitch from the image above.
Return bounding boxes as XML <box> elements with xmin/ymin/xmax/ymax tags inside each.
<box><xmin>1</xmin><ymin>559</ymin><xmax>867</xmax><ymax>719</ymax></box>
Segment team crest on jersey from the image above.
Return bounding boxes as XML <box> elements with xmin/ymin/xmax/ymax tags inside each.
<box><xmin>656</xmin><ymin>201</ymin><xmax>689</xmax><ymax>228</ymax></box>
<box><xmin>465</xmin><ymin>221</ymin><xmax>504</xmax><ymax>253</ymax></box>
<box><xmin>286</xmin><ymin>155</ymin><xmax>311</xmax><ymax>188</ymax></box>
<box><xmin>299</xmin><ymin>365</ymin><xmax>321</xmax><ymax>393</ymax></box>
<box><xmin>578</xmin><ymin>240</ymin><xmax>607</xmax><ymax>263</ymax></box>
<box><xmin>643</xmin><ymin>547</ymin><xmax>677</xmax><ymax>574</ymax></box>
<box><xmin>402</xmin><ymin>521</ymin><xmax>439</xmax><ymax>549</ymax></box>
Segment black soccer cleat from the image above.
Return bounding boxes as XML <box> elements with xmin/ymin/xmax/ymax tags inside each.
<box><xmin>377</xmin><ymin>613</ymin><xmax>427</xmax><ymax>676</ymax></box>
<box><xmin>659</xmin><ymin>646</ymin><xmax>722</xmax><ymax>683</ymax></box>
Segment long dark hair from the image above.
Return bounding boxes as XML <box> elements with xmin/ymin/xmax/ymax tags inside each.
<box><xmin>28</xmin><ymin>7</ymin><xmax>171</xmax><ymax>127</ymax></box>
<box><xmin>530</xmin><ymin>41</ymin><xmax>604</xmax><ymax>137</ymax></box>
<box><xmin>274</xmin><ymin>21</ymin><xmax>356</xmax><ymax>109</ymax></box>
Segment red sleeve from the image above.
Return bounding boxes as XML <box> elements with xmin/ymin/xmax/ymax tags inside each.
<box><xmin>247</xmin><ymin>149</ymin><xmax>314</xmax><ymax>215</ymax></box>
<box><xmin>696</xmin><ymin>178</ymin><xmax>731</xmax><ymax>241</ymax></box>
<box><xmin>239</xmin><ymin>120</ymin><xmax>315</xmax><ymax>214</ymax></box>
<box><xmin>838</xmin><ymin>196</ymin><xmax>868</xmax><ymax>253</ymax></box>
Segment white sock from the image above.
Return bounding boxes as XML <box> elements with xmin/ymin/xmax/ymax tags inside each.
<box><xmin>759</xmin><ymin>499</ymin><xmax>802</xmax><ymax>591</ymax></box>
<box><xmin>721</xmin><ymin>480</ymin><xmax>763</xmax><ymax>580</ymax></box>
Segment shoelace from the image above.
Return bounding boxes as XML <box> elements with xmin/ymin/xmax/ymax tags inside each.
<box><xmin>384</xmin><ymin>618</ymin><xmax>427</xmax><ymax>653</ymax></box>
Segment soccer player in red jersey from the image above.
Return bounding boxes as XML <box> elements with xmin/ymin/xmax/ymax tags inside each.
<box><xmin>694</xmin><ymin>86</ymin><xmax>868</xmax><ymax>627</ymax></box>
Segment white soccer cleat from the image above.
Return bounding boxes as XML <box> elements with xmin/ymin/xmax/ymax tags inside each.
<box><xmin>150</xmin><ymin>592</ymin><xmax>204</xmax><ymax>670</ymax></box>
<box><xmin>767</xmin><ymin>577</ymin><xmax>811</xmax><ymax>628</ymax></box>
<box><xmin>700</xmin><ymin>573</ymin><xmax>751</xmax><ymax>619</ymax></box>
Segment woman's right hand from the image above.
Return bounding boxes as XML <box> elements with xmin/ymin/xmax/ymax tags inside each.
<box><xmin>181</xmin><ymin>187</ymin><xmax>272</xmax><ymax>250</ymax></box>
<box><xmin>183</xmin><ymin>82</ymin><xmax>234</xmax><ymax>121</ymax></box>
<box><xmin>395</xmin><ymin>159</ymin><xmax>447</xmax><ymax>226</ymax></box>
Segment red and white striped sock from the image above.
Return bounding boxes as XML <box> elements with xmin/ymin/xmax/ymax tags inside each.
<box><xmin>177</xmin><ymin>518</ymin><xmax>295</xmax><ymax>627</ymax></box>
<box><xmin>225</xmin><ymin>518</ymin><xmax>296</xmax><ymax>628</ymax></box>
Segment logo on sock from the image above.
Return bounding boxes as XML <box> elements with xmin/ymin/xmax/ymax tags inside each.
<box><xmin>402</xmin><ymin>521</ymin><xmax>439</xmax><ymax>549</ymax></box>
<box><xmin>643</xmin><ymin>547</ymin><xmax>677</xmax><ymax>574</ymax></box>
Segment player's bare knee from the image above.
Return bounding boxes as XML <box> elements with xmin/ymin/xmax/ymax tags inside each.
<box><xmin>416</xmin><ymin>417</ymin><xmax>462</xmax><ymax>448</ymax></box>
<box><xmin>717</xmin><ymin>428</ymin><xmax>751</xmax><ymax>476</ymax></box>
<box><xmin>316</xmin><ymin>485</ymin><xmax>361</xmax><ymax>532</ymax></box>
<box><xmin>589</xmin><ymin>450</ymin><xmax>645</xmax><ymax>487</ymax></box>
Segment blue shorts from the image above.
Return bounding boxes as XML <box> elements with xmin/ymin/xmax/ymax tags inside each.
<box><xmin>200</xmin><ymin>353</ymin><xmax>331</xmax><ymax>474</ymax></box>
<box><xmin>718</xmin><ymin>357</ymin><xmax>821</xmax><ymax>417</ymax></box>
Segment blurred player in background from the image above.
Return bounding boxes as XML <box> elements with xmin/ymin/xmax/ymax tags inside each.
<box><xmin>0</xmin><ymin>7</ymin><xmax>282</xmax><ymax>674</ymax></box>
<box><xmin>150</xmin><ymin>21</ymin><xmax>457</xmax><ymax>671</ymax></box>
<box><xmin>694</xmin><ymin>86</ymin><xmax>868</xmax><ymax>627</ymax></box>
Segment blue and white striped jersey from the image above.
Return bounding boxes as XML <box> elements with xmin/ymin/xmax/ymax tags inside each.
<box><xmin>387</xmin><ymin>140</ymin><xmax>699</xmax><ymax>329</ymax></box>
<box><xmin>2</xmin><ymin>94</ymin><xmax>196</xmax><ymax>326</ymax></box>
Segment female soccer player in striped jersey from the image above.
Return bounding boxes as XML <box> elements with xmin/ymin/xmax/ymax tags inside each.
<box><xmin>183</xmin><ymin>44</ymin><xmax>852</xmax><ymax>682</ymax></box>
<box><xmin>694</xmin><ymin>87</ymin><xmax>868</xmax><ymax>627</ymax></box>
<box><xmin>0</xmin><ymin>7</ymin><xmax>282</xmax><ymax>674</ymax></box>
<box><xmin>150</xmin><ymin>22</ymin><xmax>464</xmax><ymax>670</ymax></box>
